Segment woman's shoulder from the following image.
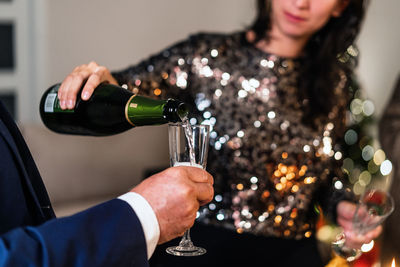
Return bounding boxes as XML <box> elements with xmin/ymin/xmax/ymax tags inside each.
<box><xmin>166</xmin><ymin>31</ymin><xmax>245</xmax><ymax>53</ymax></box>
<box><xmin>188</xmin><ymin>31</ymin><xmax>243</xmax><ymax>41</ymax></box>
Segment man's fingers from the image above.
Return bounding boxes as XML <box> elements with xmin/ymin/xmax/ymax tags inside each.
<box><xmin>195</xmin><ymin>182</ymin><xmax>214</xmax><ymax>205</ymax></box>
<box><xmin>185</xmin><ymin>167</ymin><xmax>213</xmax><ymax>184</ymax></box>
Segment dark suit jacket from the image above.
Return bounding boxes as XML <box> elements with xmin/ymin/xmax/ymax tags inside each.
<box><xmin>0</xmin><ymin>101</ymin><xmax>148</xmax><ymax>266</ymax></box>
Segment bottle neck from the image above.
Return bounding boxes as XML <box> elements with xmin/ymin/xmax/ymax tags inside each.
<box><xmin>163</xmin><ymin>99</ymin><xmax>188</xmax><ymax>123</ymax></box>
<box><xmin>125</xmin><ymin>95</ymin><xmax>168</xmax><ymax>126</ymax></box>
<box><xmin>125</xmin><ymin>96</ymin><xmax>188</xmax><ymax>126</ymax></box>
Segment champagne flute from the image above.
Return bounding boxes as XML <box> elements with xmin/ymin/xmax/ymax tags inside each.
<box><xmin>166</xmin><ymin>123</ymin><xmax>210</xmax><ymax>256</ymax></box>
<box><xmin>332</xmin><ymin>189</ymin><xmax>394</xmax><ymax>261</ymax></box>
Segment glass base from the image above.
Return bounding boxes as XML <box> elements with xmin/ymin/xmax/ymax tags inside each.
<box><xmin>166</xmin><ymin>244</ymin><xmax>206</xmax><ymax>257</ymax></box>
<box><xmin>331</xmin><ymin>232</ymin><xmax>362</xmax><ymax>262</ymax></box>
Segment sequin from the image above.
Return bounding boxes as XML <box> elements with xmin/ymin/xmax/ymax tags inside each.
<box><xmin>113</xmin><ymin>32</ymin><xmax>351</xmax><ymax>240</ymax></box>
<box><xmin>217</xmin><ymin>214</ymin><xmax>225</xmax><ymax>221</ymax></box>
<box><xmin>250</xmin><ymin>177</ymin><xmax>258</xmax><ymax>184</ymax></box>
<box><xmin>214</xmin><ymin>89</ymin><xmax>222</xmax><ymax>97</ymax></box>
<box><xmin>215</xmin><ymin>195</ymin><xmax>223</xmax><ymax>202</ymax></box>
<box><xmin>274</xmin><ymin>215</ymin><xmax>283</xmax><ymax>224</ymax></box>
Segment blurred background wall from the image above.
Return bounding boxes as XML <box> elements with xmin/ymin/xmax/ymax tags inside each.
<box><xmin>0</xmin><ymin>0</ymin><xmax>399</xmax><ymax>215</ymax></box>
<box><xmin>357</xmin><ymin>0</ymin><xmax>400</xmax><ymax>117</ymax></box>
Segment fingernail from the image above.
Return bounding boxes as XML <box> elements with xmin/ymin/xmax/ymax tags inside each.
<box><xmin>344</xmin><ymin>231</ymin><xmax>352</xmax><ymax>238</ymax></box>
<box><xmin>82</xmin><ymin>91</ymin><xmax>90</xmax><ymax>100</ymax></box>
<box><xmin>60</xmin><ymin>101</ymin><xmax>66</xmax><ymax>109</ymax></box>
<box><xmin>67</xmin><ymin>100</ymin><xmax>74</xmax><ymax>109</ymax></box>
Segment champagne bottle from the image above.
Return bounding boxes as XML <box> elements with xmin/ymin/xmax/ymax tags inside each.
<box><xmin>39</xmin><ymin>83</ymin><xmax>188</xmax><ymax>136</ymax></box>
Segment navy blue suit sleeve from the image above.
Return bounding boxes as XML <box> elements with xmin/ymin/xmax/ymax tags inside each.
<box><xmin>0</xmin><ymin>199</ymin><xmax>149</xmax><ymax>267</ymax></box>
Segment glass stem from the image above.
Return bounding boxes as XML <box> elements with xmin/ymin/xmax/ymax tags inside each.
<box><xmin>179</xmin><ymin>229</ymin><xmax>193</xmax><ymax>247</ymax></box>
<box><xmin>184</xmin><ymin>229</ymin><xmax>192</xmax><ymax>242</ymax></box>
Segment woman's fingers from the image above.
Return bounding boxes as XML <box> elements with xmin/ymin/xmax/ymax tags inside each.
<box><xmin>337</xmin><ymin>201</ymin><xmax>357</xmax><ymax>220</ymax></box>
<box><xmin>57</xmin><ymin>62</ymin><xmax>118</xmax><ymax>109</ymax></box>
<box><xmin>344</xmin><ymin>233</ymin><xmax>365</xmax><ymax>249</ymax></box>
<box><xmin>336</xmin><ymin>201</ymin><xmax>357</xmax><ymax>232</ymax></box>
<box><xmin>81</xmin><ymin>66</ymin><xmax>108</xmax><ymax>100</ymax></box>
<box><xmin>65</xmin><ymin>71</ymin><xmax>92</xmax><ymax>109</ymax></box>
<box><xmin>58</xmin><ymin>77</ymin><xmax>72</xmax><ymax>109</ymax></box>
<box><xmin>364</xmin><ymin>225</ymin><xmax>382</xmax><ymax>240</ymax></box>
<box><xmin>344</xmin><ymin>225</ymin><xmax>382</xmax><ymax>249</ymax></box>
<box><xmin>337</xmin><ymin>216</ymin><xmax>352</xmax><ymax>231</ymax></box>
<box><xmin>337</xmin><ymin>200</ymin><xmax>384</xmax><ymax>249</ymax></box>
<box><xmin>58</xmin><ymin>62</ymin><xmax>103</xmax><ymax>109</ymax></box>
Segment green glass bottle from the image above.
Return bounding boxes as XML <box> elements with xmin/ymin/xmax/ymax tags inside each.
<box><xmin>39</xmin><ymin>83</ymin><xmax>188</xmax><ymax>136</ymax></box>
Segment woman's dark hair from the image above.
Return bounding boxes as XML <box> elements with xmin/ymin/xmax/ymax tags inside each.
<box><xmin>250</xmin><ymin>0</ymin><xmax>369</xmax><ymax>123</ymax></box>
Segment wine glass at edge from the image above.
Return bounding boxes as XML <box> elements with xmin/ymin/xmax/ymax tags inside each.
<box><xmin>166</xmin><ymin>122</ymin><xmax>210</xmax><ymax>256</ymax></box>
<box><xmin>332</xmin><ymin>189</ymin><xmax>395</xmax><ymax>262</ymax></box>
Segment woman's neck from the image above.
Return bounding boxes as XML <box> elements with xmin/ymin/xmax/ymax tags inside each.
<box><xmin>247</xmin><ymin>29</ymin><xmax>309</xmax><ymax>58</ymax></box>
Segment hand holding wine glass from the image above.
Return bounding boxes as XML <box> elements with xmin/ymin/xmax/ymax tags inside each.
<box><xmin>166</xmin><ymin>122</ymin><xmax>211</xmax><ymax>256</ymax></box>
<box><xmin>336</xmin><ymin>201</ymin><xmax>383</xmax><ymax>248</ymax></box>
<box><xmin>332</xmin><ymin>189</ymin><xmax>394</xmax><ymax>261</ymax></box>
<box><xmin>131</xmin><ymin>166</ymin><xmax>213</xmax><ymax>244</ymax></box>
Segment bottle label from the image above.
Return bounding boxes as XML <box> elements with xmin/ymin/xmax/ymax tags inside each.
<box><xmin>44</xmin><ymin>93</ymin><xmax>57</xmax><ymax>112</ymax></box>
<box><xmin>44</xmin><ymin>91</ymin><xmax>73</xmax><ymax>113</ymax></box>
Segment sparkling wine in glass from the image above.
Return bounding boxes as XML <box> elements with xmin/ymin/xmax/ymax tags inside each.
<box><xmin>165</xmin><ymin>119</ymin><xmax>210</xmax><ymax>256</ymax></box>
<box><xmin>332</xmin><ymin>189</ymin><xmax>394</xmax><ymax>261</ymax></box>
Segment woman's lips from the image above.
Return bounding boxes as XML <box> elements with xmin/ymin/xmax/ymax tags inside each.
<box><xmin>284</xmin><ymin>11</ymin><xmax>307</xmax><ymax>23</ymax></box>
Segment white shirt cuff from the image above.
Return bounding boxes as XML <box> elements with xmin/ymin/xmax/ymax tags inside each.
<box><xmin>118</xmin><ymin>192</ymin><xmax>160</xmax><ymax>259</ymax></box>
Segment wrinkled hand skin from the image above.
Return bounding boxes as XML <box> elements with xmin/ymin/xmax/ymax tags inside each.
<box><xmin>132</xmin><ymin>166</ymin><xmax>214</xmax><ymax>244</ymax></box>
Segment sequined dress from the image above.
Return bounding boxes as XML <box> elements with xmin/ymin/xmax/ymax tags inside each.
<box><xmin>113</xmin><ymin>31</ymin><xmax>350</xmax><ymax>241</ymax></box>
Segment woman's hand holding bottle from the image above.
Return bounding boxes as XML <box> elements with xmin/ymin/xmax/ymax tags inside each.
<box><xmin>58</xmin><ymin>61</ymin><xmax>117</xmax><ymax>109</ymax></box>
